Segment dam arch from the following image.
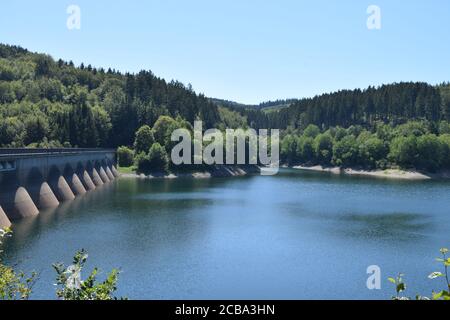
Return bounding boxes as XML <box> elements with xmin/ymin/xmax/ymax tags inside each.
<box><xmin>0</xmin><ymin>148</ymin><xmax>116</xmax><ymax>223</ymax></box>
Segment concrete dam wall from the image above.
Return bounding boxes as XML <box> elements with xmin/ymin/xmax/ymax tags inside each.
<box><xmin>0</xmin><ymin>149</ymin><xmax>119</xmax><ymax>228</ymax></box>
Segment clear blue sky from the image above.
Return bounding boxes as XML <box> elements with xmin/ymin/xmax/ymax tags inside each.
<box><xmin>1</xmin><ymin>0</ymin><xmax>449</xmax><ymax>104</ymax></box>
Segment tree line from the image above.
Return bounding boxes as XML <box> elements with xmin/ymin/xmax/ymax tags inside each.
<box><xmin>0</xmin><ymin>44</ymin><xmax>221</xmax><ymax>148</ymax></box>
<box><xmin>229</xmin><ymin>82</ymin><xmax>450</xmax><ymax>130</ymax></box>
<box><xmin>2</xmin><ymin>43</ymin><xmax>450</xmax><ymax>173</ymax></box>
<box><xmin>281</xmin><ymin>121</ymin><xmax>450</xmax><ymax>172</ymax></box>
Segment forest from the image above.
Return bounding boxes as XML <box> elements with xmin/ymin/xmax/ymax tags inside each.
<box><xmin>280</xmin><ymin>121</ymin><xmax>450</xmax><ymax>172</ymax></box>
<box><xmin>228</xmin><ymin>82</ymin><xmax>450</xmax><ymax>130</ymax></box>
<box><xmin>2</xmin><ymin>43</ymin><xmax>450</xmax><ymax>172</ymax></box>
<box><xmin>0</xmin><ymin>44</ymin><xmax>221</xmax><ymax>148</ymax></box>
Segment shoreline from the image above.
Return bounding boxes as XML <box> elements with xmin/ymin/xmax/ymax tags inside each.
<box><xmin>120</xmin><ymin>165</ymin><xmax>261</xmax><ymax>180</ymax></box>
<box><xmin>292</xmin><ymin>165</ymin><xmax>450</xmax><ymax>181</ymax></box>
<box><xmin>119</xmin><ymin>164</ymin><xmax>450</xmax><ymax>181</ymax></box>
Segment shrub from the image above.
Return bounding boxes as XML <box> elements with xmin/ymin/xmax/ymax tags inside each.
<box><xmin>389</xmin><ymin>247</ymin><xmax>450</xmax><ymax>300</ymax></box>
<box><xmin>136</xmin><ymin>143</ymin><xmax>169</xmax><ymax>174</ymax></box>
<box><xmin>296</xmin><ymin>136</ymin><xmax>315</xmax><ymax>164</ymax></box>
<box><xmin>314</xmin><ymin>133</ymin><xmax>333</xmax><ymax>165</ymax></box>
<box><xmin>117</xmin><ymin>146</ymin><xmax>134</xmax><ymax>167</ymax></box>
<box><xmin>388</xmin><ymin>135</ymin><xmax>418</xmax><ymax>168</ymax></box>
<box><xmin>357</xmin><ymin>134</ymin><xmax>387</xmax><ymax>169</ymax></box>
<box><xmin>280</xmin><ymin>135</ymin><xmax>298</xmax><ymax>165</ymax></box>
<box><xmin>416</xmin><ymin>134</ymin><xmax>445</xmax><ymax>172</ymax></box>
<box><xmin>332</xmin><ymin>135</ymin><xmax>358</xmax><ymax>167</ymax></box>
<box><xmin>303</xmin><ymin>124</ymin><xmax>321</xmax><ymax>138</ymax></box>
<box><xmin>147</xmin><ymin>143</ymin><xmax>169</xmax><ymax>173</ymax></box>
<box><xmin>53</xmin><ymin>249</ymin><xmax>124</xmax><ymax>300</ymax></box>
<box><xmin>134</xmin><ymin>152</ymin><xmax>150</xmax><ymax>173</ymax></box>
<box><xmin>394</xmin><ymin>121</ymin><xmax>429</xmax><ymax>137</ymax></box>
<box><xmin>439</xmin><ymin>134</ymin><xmax>450</xmax><ymax>168</ymax></box>
<box><xmin>0</xmin><ymin>228</ymin><xmax>37</xmax><ymax>300</ymax></box>
<box><xmin>152</xmin><ymin>115</ymin><xmax>178</xmax><ymax>148</ymax></box>
<box><xmin>1</xmin><ymin>229</ymin><xmax>123</xmax><ymax>300</ymax></box>
<box><xmin>134</xmin><ymin>125</ymin><xmax>154</xmax><ymax>154</ymax></box>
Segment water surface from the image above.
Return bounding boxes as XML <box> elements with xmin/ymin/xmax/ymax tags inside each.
<box><xmin>2</xmin><ymin>169</ymin><xmax>450</xmax><ymax>299</ymax></box>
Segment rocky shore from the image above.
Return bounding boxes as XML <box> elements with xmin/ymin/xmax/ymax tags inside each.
<box><xmin>120</xmin><ymin>165</ymin><xmax>261</xmax><ymax>179</ymax></box>
<box><xmin>293</xmin><ymin>165</ymin><xmax>450</xmax><ymax>180</ymax></box>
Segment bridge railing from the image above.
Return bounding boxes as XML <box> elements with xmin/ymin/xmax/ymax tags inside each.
<box><xmin>0</xmin><ymin>148</ymin><xmax>116</xmax><ymax>158</ymax></box>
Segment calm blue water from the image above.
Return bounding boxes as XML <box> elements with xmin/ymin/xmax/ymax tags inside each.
<box><xmin>2</xmin><ymin>169</ymin><xmax>450</xmax><ymax>299</ymax></box>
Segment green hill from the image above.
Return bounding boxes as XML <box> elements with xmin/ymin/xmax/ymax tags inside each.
<box><xmin>0</xmin><ymin>44</ymin><xmax>221</xmax><ymax>148</ymax></box>
<box><xmin>1</xmin><ymin>43</ymin><xmax>450</xmax><ymax>151</ymax></box>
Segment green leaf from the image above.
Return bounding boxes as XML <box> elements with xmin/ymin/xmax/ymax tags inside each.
<box><xmin>440</xmin><ymin>248</ymin><xmax>449</xmax><ymax>255</ymax></box>
<box><xmin>443</xmin><ymin>291</ymin><xmax>450</xmax><ymax>301</ymax></box>
<box><xmin>396</xmin><ymin>283</ymin><xmax>406</xmax><ymax>293</ymax></box>
<box><xmin>432</xmin><ymin>291</ymin><xmax>443</xmax><ymax>300</ymax></box>
<box><xmin>388</xmin><ymin>277</ymin><xmax>396</xmax><ymax>284</ymax></box>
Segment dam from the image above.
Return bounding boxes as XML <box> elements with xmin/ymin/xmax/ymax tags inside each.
<box><xmin>0</xmin><ymin>148</ymin><xmax>118</xmax><ymax>228</ymax></box>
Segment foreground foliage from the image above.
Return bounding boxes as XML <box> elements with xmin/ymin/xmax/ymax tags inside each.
<box><xmin>389</xmin><ymin>248</ymin><xmax>450</xmax><ymax>300</ymax></box>
<box><xmin>0</xmin><ymin>228</ymin><xmax>37</xmax><ymax>300</ymax></box>
<box><xmin>53</xmin><ymin>249</ymin><xmax>123</xmax><ymax>300</ymax></box>
<box><xmin>1</xmin><ymin>228</ymin><xmax>123</xmax><ymax>300</ymax></box>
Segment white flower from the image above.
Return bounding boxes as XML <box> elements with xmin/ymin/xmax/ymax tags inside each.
<box><xmin>65</xmin><ymin>264</ymin><xmax>82</xmax><ymax>290</ymax></box>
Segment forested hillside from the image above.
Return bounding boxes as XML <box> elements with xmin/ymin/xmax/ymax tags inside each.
<box><xmin>2</xmin><ymin>42</ymin><xmax>450</xmax><ymax>168</ymax></box>
<box><xmin>234</xmin><ymin>83</ymin><xmax>450</xmax><ymax>130</ymax></box>
<box><xmin>0</xmin><ymin>44</ymin><xmax>221</xmax><ymax>148</ymax></box>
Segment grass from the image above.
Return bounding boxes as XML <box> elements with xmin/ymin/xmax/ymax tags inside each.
<box><xmin>118</xmin><ymin>166</ymin><xmax>136</xmax><ymax>174</ymax></box>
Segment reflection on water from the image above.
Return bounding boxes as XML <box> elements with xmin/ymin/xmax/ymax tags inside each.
<box><xmin>335</xmin><ymin>213</ymin><xmax>433</xmax><ymax>241</ymax></box>
<box><xmin>2</xmin><ymin>169</ymin><xmax>450</xmax><ymax>299</ymax></box>
<box><xmin>282</xmin><ymin>205</ymin><xmax>434</xmax><ymax>242</ymax></box>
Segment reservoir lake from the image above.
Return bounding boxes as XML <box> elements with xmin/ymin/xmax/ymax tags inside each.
<box><xmin>2</xmin><ymin>169</ymin><xmax>450</xmax><ymax>299</ymax></box>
